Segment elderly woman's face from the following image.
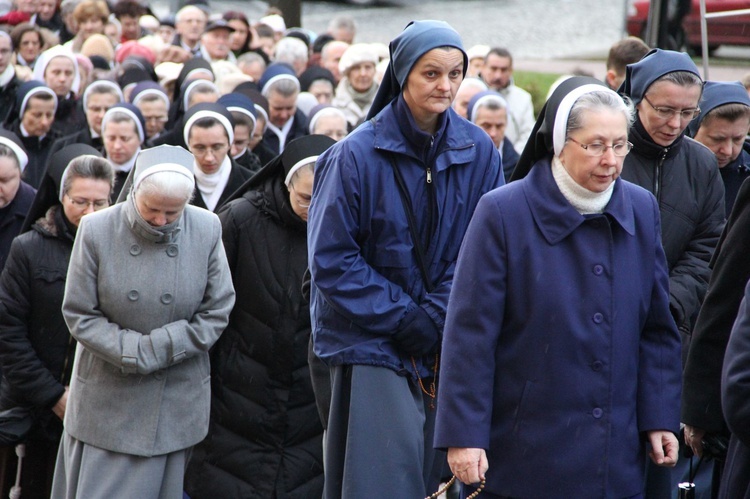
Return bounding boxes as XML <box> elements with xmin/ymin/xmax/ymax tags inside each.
<box><xmin>403</xmin><ymin>48</ymin><xmax>464</xmax><ymax>123</ymax></box>
<box><xmin>288</xmin><ymin>168</ymin><xmax>313</xmax><ymax>221</ymax></box>
<box><xmin>61</xmin><ymin>177</ymin><xmax>111</xmax><ymax>226</ymax></box>
<box><xmin>135</xmin><ymin>191</ymin><xmax>187</xmax><ymax>227</ymax></box>
<box><xmin>558</xmin><ymin>108</ymin><xmax>629</xmax><ymax>193</ymax></box>
<box><xmin>18</xmin><ymin>31</ymin><xmax>42</xmax><ymax>63</ymax></box>
<box><xmin>636</xmin><ymin>80</ymin><xmax>702</xmax><ymax>147</ymax></box>
<box><xmin>313</xmin><ymin>114</ymin><xmax>348</xmax><ymax>142</ymax></box>
<box><xmin>21</xmin><ymin>97</ymin><xmax>55</xmax><ymax>137</ymax></box>
<box><xmin>348</xmin><ymin>62</ymin><xmax>376</xmax><ymax>93</ymax></box>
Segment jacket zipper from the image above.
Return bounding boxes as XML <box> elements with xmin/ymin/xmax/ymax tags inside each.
<box><xmin>654</xmin><ymin>148</ymin><xmax>668</xmax><ymax>201</ymax></box>
<box><xmin>425</xmin><ymin>137</ymin><xmax>436</xmax><ymax>249</ymax></box>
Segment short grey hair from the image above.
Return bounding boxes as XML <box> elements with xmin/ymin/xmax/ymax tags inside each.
<box><xmin>274</xmin><ymin>37</ymin><xmax>309</xmax><ymax>67</ymax></box>
<box><xmin>0</xmin><ymin>144</ymin><xmax>20</xmax><ymax>171</ymax></box>
<box><xmin>566</xmin><ymin>91</ymin><xmax>635</xmax><ymax>139</ymax></box>
<box><xmin>63</xmin><ymin>155</ymin><xmax>115</xmax><ymax>195</ymax></box>
<box><xmin>135</xmin><ymin>171</ymin><xmax>194</xmax><ymax>202</ymax></box>
<box><xmin>267</xmin><ymin>78</ymin><xmax>299</xmax><ymax>98</ymax></box>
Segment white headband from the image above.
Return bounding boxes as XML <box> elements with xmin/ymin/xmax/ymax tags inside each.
<box><xmin>261</xmin><ymin>74</ymin><xmax>300</xmax><ymax>97</ymax></box>
<box><xmin>132</xmin><ymin>88</ymin><xmax>170</xmax><ymax>110</ymax></box>
<box><xmin>552</xmin><ymin>84</ymin><xmax>622</xmax><ymax>157</ymax></box>
<box><xmin>284</xmin><ymin>155</ymin><xmax>318</xmax><ymax>187</ymax></box>
<box><xmin>20</xmin><ymin>86</ymin><xmax>58</xmax><ymax>118</ymax></box>
<box><xmin>183</xmin><ymin>109</ymin><xmax>234</xmax><ymax>146</ymax></box>
<box><xmin>469</xmin><ymin>94</ymin><xmax>509</xmax><ymax>123</ymax></box>
<box><xmin>0</xmin><ymin>137</ymin><xmax>28</xmax><ymax>171</ymax></box>
<box><xmin>226</xmin><ymin>105</ymin><xmax>256</xmax><ymax>131</ymax></box>
<box><xmin>82</xmin><ymin>80</ymin><xmax>124</xmax><ymax>110</ymax></box>
<box><xmin>101</xmin><ymin>106</ymin><xmax>145</xmax><ymax>143</ymax></box>
<box><xmin>183</xmin><ymin>79</ymin><xmax>219</xmax><ymax>111</ymax></box>
<box><xmin>133</xmin><ymin>163</ymin><xmax>195</xmax><ymax>192</ymax></box>
<box><xmin>308</xmin><ymin>107</ymin><xmax>347</xmax><ymax>134</ymax></box>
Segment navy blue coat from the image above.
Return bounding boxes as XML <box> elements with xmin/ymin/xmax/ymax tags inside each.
<box><xmin>720</xmin><ymin>281</ymin><xmax>750</xmax><ymax>499</ymax></box>
<box><xmin>308</xmin><ymin>96</ymin><xmax>503</xmax><ymax>377</ymax></box>
<box><xmin>434</xmin><ymin>159</ymin><xmax>682</xmax><ymax>498</ymax></box>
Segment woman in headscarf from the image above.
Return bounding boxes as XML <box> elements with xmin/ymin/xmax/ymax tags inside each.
<box><xmin>166</xmin><ymin>58</ymin><xmax>214</xmax><ymax>128</ymax></box>
<box><xmin>129</xmin><ymin>81</ymin><xmax>170</xmax><ymax>144</ymax></box>
<box><xmin>100</xmin><ymin>103</ymin><xmax>145</xmax><ymax>200</ymax></box>
<box><xmin>0</xmin><ymin>144</ymin><xmax>112</xmax><ymax>498</ymax></box>
<box><xmin>32</xmin><ymin>45</ymin><xmax>86</xmax><ymax>135</ymax></box>
<box><xmin>5</xmin><ymin>81</ymin><xmax>62</xmax><ymax>189</ymax></box>
<box><xmin>185</xmin><ymin>134</ymin><xmax>335</xmax><ymax>499</ymax></box>
<box><xmin>307</xmin><ymin>20</ymin><xmax>503</xmax><ymax>499</ymax></box>
<box><xmin>0</xmin><ymin>130</ymin><xmax>34</xmax><ymax>270</ymax></box>
<box><xmin>331</xmin><ymin>43</ymin><xmax>379</xmax><ymax>130</ymax></box>
<box><xmin>434</xmin><ymin>77</ymin><xmax>682</xmax><ymax>498</ymax></box>
<box><xmin>217</xmin><ymin>92</ymin><xmax>263</xmax><ymax>175</ymax></box>
<box><xmin>51</xmin><ymin>145</ymin><xmax>235</xmax><ymax>498</ymax></box>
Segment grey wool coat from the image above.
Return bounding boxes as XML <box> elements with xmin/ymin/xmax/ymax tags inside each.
<box><xmin>61</xmin><ymin>196</ymin><xmax>235</xmax><ymax>457</ymax></box>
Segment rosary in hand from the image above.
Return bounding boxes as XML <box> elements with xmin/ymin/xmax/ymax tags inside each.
<box><xmin>425</xmin><ymin>475</ymin><xmax>486</xmax><ymax>499</ymax></box>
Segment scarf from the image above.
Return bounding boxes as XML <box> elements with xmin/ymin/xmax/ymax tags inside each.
<box><xmin>193</xmin><ymin>155</ymin><xmax>231</xmax><ymax>211</ymax></box>
<box><xmin>551</xmin><ymin>156</ymin><xmax>614</xmax><ymax>214</ymax></box>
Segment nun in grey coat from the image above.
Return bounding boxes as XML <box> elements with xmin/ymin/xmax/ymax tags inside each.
<box><xmin>51</xmin><ymin>145</ymin><xmax>236</xmax><ymax>499</ymax></box>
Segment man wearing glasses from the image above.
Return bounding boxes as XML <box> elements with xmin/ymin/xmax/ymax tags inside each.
<box><xmin>618</xmin><ymin>48</ymin><xmax>725</xmax><ymax>498</ymax></box>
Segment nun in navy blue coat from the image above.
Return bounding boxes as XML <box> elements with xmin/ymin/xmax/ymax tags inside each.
<box><xmin>434</xmin><ymin>77</ymin><xmax>683</xmax><ymax>498</ymax></box>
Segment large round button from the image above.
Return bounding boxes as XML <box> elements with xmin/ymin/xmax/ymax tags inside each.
<box><xmin>593</xmin><ymin>313</ymin><xmax>603</xmax><ymax>324</ymax></box>
<box><xmin>592</xmin><ymin>408</ymin><xmax>603</xmax><ymax>419</ymax></box>
<box><xmin>593</xmin><ymin>264</ymin><xmax>603</xmax><ymax>275</ymax></box>
<box><xmin>166</xmin><ymin>245</ymin><xmax>179</xmax><ymax>257</ymax></box>
<box><xmin>592</xmin><ymin>361</ymin><xmax>603</xmax><ymax>372</ymax></box>
<box><xmin>129</xmin><ymin>244</ymin><xmax>141</xmax><ymax>256</ymax></box>
<box><xmin>161</xmin><ymin>293</ymin><xmax>174</xmax><ymax>304</ymax></box>
<box><xmin>154</xmin><ymin>370</ymin><xmax>165</xmax><ymax>380</ymax></box>
<box><xmin>127</xmin><ymin>290</ymin><xmax>139</xmax><ymax>301</ymax></box>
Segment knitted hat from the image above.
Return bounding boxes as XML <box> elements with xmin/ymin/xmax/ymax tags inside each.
<box><xmin>339</xmin><ymin>43</ymin><xmax>378</xmax><ymax>77</ymax></box>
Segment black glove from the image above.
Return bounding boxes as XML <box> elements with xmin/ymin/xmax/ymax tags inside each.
<box><xmin>393</xmin><ymin>306</ymin><xmax>440</xmax><ymax>356</ymax></box>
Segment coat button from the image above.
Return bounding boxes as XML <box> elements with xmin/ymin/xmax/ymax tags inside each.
<box><xmin>593</xmin><ymin>264</ymin><xmax>603</xmax><ymax>275</ymax></box>
<box><xmin>592</xmin><ymin>361</ymin><xmax>603</xmax><ymax>372</ymax></box>
<box><xmin>129</xmin><ymin>244</ymin><xmax>141</xmax><ymax>256</ymax></box>
<box><xmin>127</xmin><ymin>290</ymin><xmax>139</xmax><ymax>301</ymax></box>
<box><xmin>592</xmin><ymin>313</ymin><xmax>603</xmax><ymax>324</ymax></box>
<box><xmin>154</xmin><ymin>370</ymin><xmax>165</xmax><ymax>380</ymax></box>
<box><xmin>161</xmin><ymin>293</ymin><xmax>173</xmax><ymax>304</ymax></box>
<box><xmin>166</xmin><ymin>245</ymin><xmax>178</xmax><ymax>257</ymax></box>
<box><xmin>592</xmin><ymin>407</ymin><xmax>603</xmax><ymax>419</ymax></box>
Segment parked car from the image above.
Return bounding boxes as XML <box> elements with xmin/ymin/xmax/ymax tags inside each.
<box><xmin>627</xmin><ymin>0</ymin><xmax>750</xmax><ymax>53</ymax></box>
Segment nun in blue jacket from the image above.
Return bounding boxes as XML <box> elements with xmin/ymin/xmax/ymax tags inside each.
<box><xmin>434</xmin><ymin>77</ymin><xmax>683</xmax><ymax>498</ymax></box>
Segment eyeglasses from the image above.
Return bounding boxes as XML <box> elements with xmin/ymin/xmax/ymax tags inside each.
<box><xmin>567</xmin><ymin>137</ymin><xmax>633</xmax><ymax>157</ymax></box>
<box><xmin>290</xmin><ymin>184</ymin><xmax>311</xmax><ymax>208</ymax></box>
<box><xmin>643</xmin><ymin>95</ymin><xmax>700</xmax><ymax>121</ymax></box>
<box><xmin>66</xmin><ymin>195</ymin><xmax>109</xmax><ymax>210</ymax></box>
<box><xmin>191</xmin><ymin>144</ymin><xmax>228</xmax><ymax>156</ymax></box>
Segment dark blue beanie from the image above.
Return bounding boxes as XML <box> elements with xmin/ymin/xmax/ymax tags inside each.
<box><xmin>366</xmin><ymin>20</ymin><xmax>467</xmax><ymax>120</ymax></box>
<box><xmin>618</xmin><ymin>48</ymin><xmax>701</xmax><ymax>104</ymax></box>
<box><xmin>687</xmin><ymin>80</ymin><xmax>750</xmax><ymax>135</ymax></box>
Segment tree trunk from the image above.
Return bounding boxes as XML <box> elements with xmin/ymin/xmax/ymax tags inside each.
<box><xmin>268</xmin><ymin>0</ymin><xmax>301</xmax><ymax>29</ymax></box>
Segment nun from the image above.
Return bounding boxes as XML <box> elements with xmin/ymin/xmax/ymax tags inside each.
<box><xmin>0</xmin><ymin>144</ymin><xmax>112</xmax><ymax>498</ymax></box>
<box><xmin>51</xmin><ymin>145</ymin><xmax>235</xmax><ymax>498</ymax></box>
<box><xmin>5</xmin><ymin>81</ymin><xmax>61</xmax><ymax>189</ymax></box>
<box><xmin>217</xmin><ymin>92</ymin><xmax>263</xmax><ymax>174</ymax></box>
<box><xmin>434</xmin><ymin>77</ymin><xmax>682</xmax><ymax>498</ymax></box>
<box><xmin>0</xmin><ymin>130</ymin><xmax>35</xmax><ymax>269</ymax></box>
<box><xmin>185</xmin><ymin>135</ymin><xmax>335</xmax><ymax>498</ymax></box>
<box><xmin>100</xmin><ymin>103</ymin><xmax>145</xmax><ymax>200</ymax></box>
<box><xmin>307</xmin><ymin>20</ymin><xmax>503</xmax><ymax>499</ymax></box>
<box><xmin>467</xmin><ymin>90</ymin><xmax>518</xmax><ymax>183</ymax></box>
<box><xmin>31</xmin><ymin>45</ymin><xmax>85</xmax><ymax>135</ymax></box>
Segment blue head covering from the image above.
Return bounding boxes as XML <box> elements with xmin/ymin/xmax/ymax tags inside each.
<box><xmin>467</xmin><ymin>90</ymin><xmax>508</xmax><ymax>123</ymax></box>
<box><xmin>687</xmin><ymin>80</ymin><xmax>750</xmax><ymax>136</ymax></box>
<box><xmin>618</xmin><ymin>48</ymin><xmax>701</xmax><ymax>104</ymax></box>
<box><xmin>217</xmin><ymin>93</ymin><xmax>257</xmax><ymax>131</ymax></box>
<box><xmin>366</xmin><ymin>20</ymin><xmax>467</xmax><ymax>120</ymax></box>
<box><xmin>16</xmin><ymin>81</ymin><xmax>58</xmax><ymax>119</ymax></box>
<box><xmin>259</xmin><ymin>62</ymin><xmax>299</xmax><ymax>97</ymax></box>
<box><xmin>129</xmin><ymin>81</ymin><xmax>170</xmax><ymax>110</ymax></box>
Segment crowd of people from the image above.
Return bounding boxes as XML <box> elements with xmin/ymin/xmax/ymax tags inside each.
<box><xmin>0</xmin><ymin>0</ymin><xmax>748</xmax><ymax>497</ymax></box>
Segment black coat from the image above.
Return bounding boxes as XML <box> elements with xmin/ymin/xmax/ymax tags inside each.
<box><xmin>683</xmin><ymin>178</ymin><xmax>750</xmax><ymax>435</ymax></box>
<box><xmin>262</xmin><ymin>109</ymin><xmax>309</xmax><ymax>155</ymax></box>
<box><xmin>233</xmin><ymin>149</ymin><xmax>263</xmax><ymax>176</ymax></box>
<box><xmin>0</xmin><ymin>75</ymin><xmax>20</xmax><ymax>126</ymax></box>
<box><xmin>47</xmin><ymin>127</ymin><xmax>104</xmax><ymax>161</ymax></box>
<box><xmin>185</xmin><ymin>169</ymin><xmax>324</xmax><ymax>499</ymax></box>
<box><xmin>719</xmin><ymin>278</ymin><xmax>750</xmax><ymax>498</ymax></box>
<box><xmin>0</xmin><ymin>181</ymin><xmax>35</xmax><ymax>270</ymax></box>
<box><xmin>621</xmin><ymin>121</ymin><xmax>725</xmax><ymax>339</ymax></box>
<box><xmin>190</xmin><ymin>160</ymin><xmax>253</xmax><ymax>213</ymax></box>
<box><xmin>0</xmin><ymin>206</ymin><xmax>76</xmax><ymax>442</ymax></box>
<box><xmin>4</xmin><ymin>121</ymin><xmax>62</xmax><ymax>189</ymax></box>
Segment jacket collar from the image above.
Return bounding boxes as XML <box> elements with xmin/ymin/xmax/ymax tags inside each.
<box><xmin>524</xmin><ymin>156</ymin><xmax>635</xmax><ymax>245</ymax></box>
<box><xmin>629</xmin><ymin>116</ymin><xmax>684</xmax><ymax>160</ymax></box>
<box><xmin>371</xmin><ymin>94</ymin><xmax>474</xmax><ymax>170</ymax></box>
